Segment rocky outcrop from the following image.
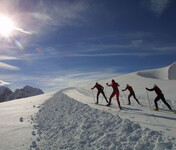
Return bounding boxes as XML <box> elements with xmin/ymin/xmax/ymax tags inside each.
<box><xmin>0</xmin><ymin>86</ymin><xmax>44</xmax><ymax>102</ymax></box>
<box><xmin>0</xmin><ymin>87</ymin><xmax>13</xmax><ymax>102</ymax></box>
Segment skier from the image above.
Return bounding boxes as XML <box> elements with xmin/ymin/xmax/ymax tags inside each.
<box><xmin>146</xmin><ymin>84</ymin><xmax>174</xmax><ymax>112</ymax></box>
<box><xmin>91</xmin><ymin>82</ymin><xmax>108</xmax><ymax>104</ymax></box>
<box><xmin>106</xmin><ymin>79</ymin><xmax>122</xmax><ymax>109</ymax></box>
<box><xmin>122</xmin><ymin>84</ymin><xmax>140</xmax><ymax>105</ymax></box>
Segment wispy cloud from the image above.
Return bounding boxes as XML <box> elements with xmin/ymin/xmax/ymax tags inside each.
<box><xmin>0</xmin><ymin>62</ymin><xmax>20</xmax><ymax>70</ymax></box>
<box><xmin>69</xmin><ymin>52</ymin><xmax>152</xmax><ymax>57</ymax></box>
<box><xmin>149</xmin><ymin>0</ymin><xmax>171</xmax><ymax>16</ymax></box>
<box><xmin>35</xmin><ymin>69</ymin><xmax>123</xmax><ymax>92</ymax></box>
<box><xmin>31</xmin><ymin>1</ymin><xmax>87</xmax><ymax>27</ymax></box>
<box><xmin>0</xmin><ymin>67</ymin><xmax>123</xmax><ymax>92</ymax></box>
<box><xmin>153</xmin><ymin>46</ymin><xmax>176</xmax><ymax>52</ymax></box>
<box><xmin>0</xmin><ymin>0</ymin><xmax>88</xmax><ymax>50</ymax></box>
<box><xmin>0</xmin><ymin>80</ymin><xmax>9</xmax><ymax>86</ymax></box>
<box><xmin>0</xmin><ymin>56</ymin><xmax>19</xmax><ymax>60</ymax></box>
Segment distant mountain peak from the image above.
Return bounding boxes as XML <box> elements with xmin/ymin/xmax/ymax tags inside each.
<box><xmin>0</xmin><ymin>86</ymin><xmax>44</xmax><ymax>102</ymax></box>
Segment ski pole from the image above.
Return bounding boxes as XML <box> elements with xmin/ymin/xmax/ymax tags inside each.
<box><xmin>146</xmin><ymin>90</ymin><xmax>152</xmax><ymax>110</ymax></box>
<box><xmin>119</xmin><ymin>93</ymin><xmax>125</xmax><ymax>105</ymax></box>
<box><xmin>91</xmin><ymin>89</ymin><xmax>96</xmax><ymax>103</ymax></box>
<box><xmin>119</xmin><ymin>87</ymin><xmax>125</xmax><ymax>105</ymax></box>
<box><xmin>120</xmin><ymin>89</ymin><xmax>126</xmax><ymax>105</ymax></box>
<box><xmin>122</xmin><ymin>91</ymin><xmax>128</xmax><ymax>101</ymax></box>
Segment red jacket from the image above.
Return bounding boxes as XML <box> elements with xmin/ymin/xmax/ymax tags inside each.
<box><xmin>92</xmin><ymin>84</ymin><xmax>104</xmax><ymax>90</ymax></box>
<box><xmin>108</xmin><ymin>82</ymin><xmax>119</xmax><ymax>92</ymax></box>
<box><xmin>147</xmin><ymin>86</ymin><xmax>162</xmax><ymax>95</ymax></box>
<box><xmin>123</xmin><ymin>86</ymin><xmax>134</xmax><ymax>93</ymax></box>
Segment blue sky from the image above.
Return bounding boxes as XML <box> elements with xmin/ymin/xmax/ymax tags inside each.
<box><xmin>0</xmin><ymin>0</ymin><xmax>176</xmax><ymax>92</ymax></box>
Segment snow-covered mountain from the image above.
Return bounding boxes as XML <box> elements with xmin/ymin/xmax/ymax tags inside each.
<box><xmin>0</xmin><ymin>86</ymin><xmax>13</xmax><ymax>102</ymax></box>
<box><xmin>0</xmin><ymin>63</ymin><xmax>176</xmax><ymax>150</ymax></box>
<box><xmin>0</xmin><ymin>85</ymin><xmax>44</xmax><ymax>102</ymax></box>
<box><xmin>7</xmin><ymin>86</ymin><xmax>44</xmax><ymax>101</ymax></box>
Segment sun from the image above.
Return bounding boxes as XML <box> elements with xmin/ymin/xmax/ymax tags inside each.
<box><xmin>0</xmin><ymin>15</ymin><xmax>15</xmax><ymax>37</ymax></box>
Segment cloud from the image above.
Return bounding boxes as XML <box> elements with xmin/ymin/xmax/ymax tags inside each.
<box><xmin>21</xmin><ymin>0</ymin><xmax>88</xmax><ymax>34</ymax></box>
<box><xmin>0</xmin><ymin>68</ymin><xmax>123</xmax><ymax>92</ymax></box>
<box><xmin>37</xmin><ymin>69</ymin><xmax>123</xmax><ymax>92</ymax></box>
<box><xmin>131</xmin><ymin>40</ymin><xmax>143</xmax><ymax>47</ymax></box>
<box><xmin>0</xmin><ymin>62</ymin><xmax>20</xmax><ymax>70</ymax></box>
<box><xmin>153</xmin><ymin>46</ymin><xmax>176</xmax><ymax>52</ymax></box>
<box><xmin>143</xmin><ymin>0</ymin><xmax>171</xmax><ymax>16</ymax></box>
<box><xmin>0</xmin><ymin>56</ymin><xmax>19</xmax><ymax>60</ymax></box>
<box><xmin>0</xmin><ymin>0</ymin><xmax>88</xmax><ymax>49</ymax></box>
<box><xmin>69</xmin><ymin>52</ymin><xmax>151</xmax><ymax>57</ymax></box>
<box><xmin>152</xmin><ymin>0</ymin><xmax>170</xmax><ymax>15</ymax></box>
<box><xmin>0</xmin><ymin>80</ymin><xmax>9</xmax><ymax>85</ymax></box>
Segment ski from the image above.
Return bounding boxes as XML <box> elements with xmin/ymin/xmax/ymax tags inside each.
<box><xmin>93</xmin><ymin>103</ymin><xmax>122</xmax><ymax>111</ymax></box>
<box><xmin>94</xmin><ymin>103</ymin><xmax>110</xmax><ymax>107</ymax></box>
<box><xmin>152</xmin><ymin>109</ymin><xmax>176</xmax><ymax>114</ymax></box>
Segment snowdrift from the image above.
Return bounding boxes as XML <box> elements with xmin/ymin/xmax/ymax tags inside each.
<box><xmin>33</xmin><ymin>91</ymin><xmax>176</xmax><ymax>150</ymax></box>
<box><xmin>137</xmin><ymin>62</ymin><xmax>176</xmax><ymax>80</ymax></box>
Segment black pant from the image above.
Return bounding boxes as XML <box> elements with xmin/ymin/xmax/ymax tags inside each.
<box><xmin>154</xmin><ymin>94</ymin><xmax>172</xmax><ymax>110</ymax></box>
<box><xmin>97</xmin><ymin>89</ymin><xmax>108</xmax><ymax>103</ymax></box>
<box><xmin>128</xmin><ymin>91</ymin><xmax>140</xmax><ymax>105</ymax></box>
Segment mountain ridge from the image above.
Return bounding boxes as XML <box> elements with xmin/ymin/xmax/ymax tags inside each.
<box><xmin>0</xmin><ymin>85</ymin><xmax>44</xmax><ymax>102</ymax></box>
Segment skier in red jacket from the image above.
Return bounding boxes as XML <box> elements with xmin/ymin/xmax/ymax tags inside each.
<box><xmin>146</xmin><ymin>84</ymin><xmax>173</xmax><ymax>111</ymax></box>
<box><xmin>106</xmin><ymin>79</ymin><xmax>122</xmax><ymax>109</ymax></box>
<box><xmin>122</xmin><ymin>84</ymin><xmax>140</xmax><ymax>105</ymax></box>
<box><xmin>91</xmin><ymin>82</ymin><xmax>108</xmax><ymax>104</ymax></box>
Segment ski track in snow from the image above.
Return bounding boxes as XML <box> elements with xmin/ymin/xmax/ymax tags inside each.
<box><xmin>31</xmin><ymin>90</ymin><xmax>176</xmax><ymax>150</ymax></box>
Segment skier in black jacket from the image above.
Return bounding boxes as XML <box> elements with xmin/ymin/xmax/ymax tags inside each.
<box><xmin>146</xmin><ymin>84</ymin><xmax>173</xmax><ymax>112</ymax></box>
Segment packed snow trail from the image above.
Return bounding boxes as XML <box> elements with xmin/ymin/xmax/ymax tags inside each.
<box><xmin>64</xmin><ymin>87</ymin><xmax>176</xmax><ymax>137</ymax></box>
<box><xmin>32</xmin><ymin>90</ymin><xmax>176</xmax><ymax>150</ymax></box>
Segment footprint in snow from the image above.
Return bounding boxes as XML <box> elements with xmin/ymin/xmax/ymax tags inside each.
<box><xmin>32</xmin><ymin>131</ymin><xmax>36</xmax><ymax>136</ymax></box>
<box><xmin>19</xmin><ymin>117</ymin><xmax>23</xmax><ymax>122</ymax></box>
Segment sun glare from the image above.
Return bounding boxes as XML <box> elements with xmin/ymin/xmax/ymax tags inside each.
<box><xmin>0</xmin><ymin>15</ymin><xmax>15</xmax><ymax>37</ymax></box>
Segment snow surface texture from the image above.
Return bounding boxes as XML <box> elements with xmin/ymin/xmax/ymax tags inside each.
<box><xmin>32</xmin><ymin>91</ymin><xmax>175</xmax><ymax>150</ymax></box>
<box><xmin>0</xmin><ymin>92</ymin><xmax>55</xmax><ymax>150</ymax></box>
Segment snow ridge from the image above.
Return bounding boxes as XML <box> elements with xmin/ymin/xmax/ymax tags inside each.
<box><xmin>168</xmin><ymin>62</ymin><xmax>176</xmax><ymax>80</ymax></box>
<box><xmin>32</xmin><ymin>91</ymin><xmax>176</xmax><ymax>150</ymax></box>
<box><xmin>137</xmin><ymin>62</ymin><xmax>176</xmax><ymax>80</ymax></box>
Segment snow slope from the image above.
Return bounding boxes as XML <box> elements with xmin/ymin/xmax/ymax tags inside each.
<box><xmin>137</xmin><ymin>62</ymin><xmax>176</xmax><ymax>80</ymax></box>
<box><xmin>0</xmin><ymin>63</ymin><xmax>176</xmax><ymax>150</ymax></box>
<box><xmin>0</xmin><ymin>92</ymin><xmax>55</xmax><ymax>150</ymax></box>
